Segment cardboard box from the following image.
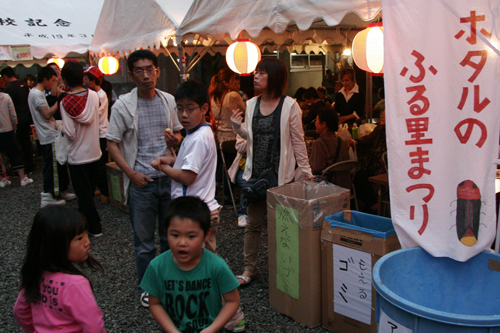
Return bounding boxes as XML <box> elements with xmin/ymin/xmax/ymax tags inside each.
<box><xmin>106</xmin><ymin>162</ymin><xmax>128</xmax><ymax>213</ymax></box>
<box><xmin>321</xmin><ymin>211</ymin><xmax>400</xmax><ymax>333</ymax></box>
<box><xmin>267</xmin><ymin>181</ymin><xmax>350</xmax><ymax>328</ymax></box>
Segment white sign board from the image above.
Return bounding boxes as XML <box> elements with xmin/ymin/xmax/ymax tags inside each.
<box><xmin>333</xmin><ymin>244</ymin><xmax>372</xmax><ymax>325</ymax></box>
<box><xmin>10</xmin><ymin>46</ymin><xmax>32</xmax><ymax>60</ymax></box>
<box><xmin>0</xmin><ymin>46</ymin><xmax>12</xmax><ymax>60</ymax></box>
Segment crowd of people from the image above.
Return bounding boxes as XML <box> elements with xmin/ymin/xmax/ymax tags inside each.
<box><xmin>2</xmin><ymin>50</ymin><xmax>386</xmax><ymax>332</ymax></box>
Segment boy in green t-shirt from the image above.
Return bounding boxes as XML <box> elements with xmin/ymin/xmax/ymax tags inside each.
<box><xmin>140</xmin><ymin>196</ymin><xmax>243</xmax><ymax>332</ymax></box>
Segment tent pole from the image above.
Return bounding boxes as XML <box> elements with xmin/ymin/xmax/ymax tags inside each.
<box><xmin>178</xmin><ymin>42</ymin><xmax>188</xmax><ymax>82</ymax></box>
<box><xmin>366</xmin><ymin>71</ymin><xmax>373</xmax><ymax>123</ymax></box>
<box><xmin>187</xmin><ymin>48</ymin><xmax>208</xmax><ymax>72</ymax></box>
<box><xmin>163</xmin><ymin>46</ymin><xmax>180</xmax><ymax>72</ymax></box>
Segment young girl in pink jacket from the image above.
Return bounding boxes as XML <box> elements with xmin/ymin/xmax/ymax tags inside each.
<box><xmin>14</xmin><ymin>205</ymin><xmax>106</xmax><ymax>332</ymax></box>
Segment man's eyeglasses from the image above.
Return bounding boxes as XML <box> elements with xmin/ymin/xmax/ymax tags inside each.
<box><xmin>133</xmin><ymin>67</ymin><xmax>157</xmax><ymax>76</ymax></box>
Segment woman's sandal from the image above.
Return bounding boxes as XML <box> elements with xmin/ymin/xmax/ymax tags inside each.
<box><xmin>236</xmin><ymin>274</ymin><xmax>257</xmax><ymax>286</ymax></box>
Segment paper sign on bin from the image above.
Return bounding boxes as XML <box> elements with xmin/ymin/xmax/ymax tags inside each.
<box><xmin>276</xmin><ymin>204</ymin><xmax>299</xmax><ymax>299</ymax></box>
<box><xmin>333</xmin><ymin>244</ymin><xmax>372</xmax><ymax>325</ymax></box>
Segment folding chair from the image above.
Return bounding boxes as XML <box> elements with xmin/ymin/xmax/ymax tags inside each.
<box><xmin>320</xmin><ymin>160</ymin><xmax>359</xmax><ymax>210</ymax></box>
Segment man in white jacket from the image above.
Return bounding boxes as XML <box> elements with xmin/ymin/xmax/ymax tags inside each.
<box><xmin>106</xmin><ymin>50</ymin><xmax>183</xmax><ymax>308</ymax></box>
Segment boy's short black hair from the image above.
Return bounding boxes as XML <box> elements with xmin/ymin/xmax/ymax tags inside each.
<box><xmin>127</xmin><ymin>49</ymin><xmax>158</xmax><ymax>72</ymax></box>
<box><xmin>175</xmin><ymin>80</ymin><xmax>209</xmax><ymax>107</ymax></box>
<box><xmin>0</xmin><ymin>66</ymin><xmax>15</xmax><ymax>78</ymax></box>
<box><xmin>37</xmin><ymin>66</ymin><xmax>57</xmax><ymax>83</ymax></box>
<box><xmin>61</xmin><ymin>61</ymin><xmax>84</xmax><ymax>88</ymax></box>
<box><xmin>164</xmin><ymin>196</ymin><xmax>211</xmax><ymax>235</ymax></box>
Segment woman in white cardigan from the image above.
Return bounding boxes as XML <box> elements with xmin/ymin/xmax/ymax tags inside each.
<box><xmin>231</xmin><ymin>58</ymin><xmax>313</xmax><ymax>285</ymax></box>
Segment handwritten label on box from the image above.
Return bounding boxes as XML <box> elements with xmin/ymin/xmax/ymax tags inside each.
<box><xmin>276</xmin><ymin>204</ymin><xmax>299</xmax><ymax>299</ymax></box>
<box><xmin>333</xmin><ymin>244</ymin><xmax>372</xmax><ymax>324</ymax></box>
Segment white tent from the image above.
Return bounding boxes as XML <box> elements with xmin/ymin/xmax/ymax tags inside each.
<box><xmin>89</xmin><ymin>0</ymin><xmax>195</xmax><ymax>57</ymax></box>
<box><xmin>89</xmin><ymin>0</ymin><xmax>381</xmax><ymax>67</ymax></box>
<box><xmin>0</xmin><ymin>0</ymin><xmax>104</xmax><ymax>66</ymax></box>
<box><xmin>178</xmin><ymin>0</ymin><xmax>381</xmax><ymax>46</ymax></box>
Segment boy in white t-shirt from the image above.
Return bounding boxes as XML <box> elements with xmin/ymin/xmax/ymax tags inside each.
<box><xmin>83</xmin><ymin>66</ymin><xmax>109</xmax><ymax>203</ymax></box>
<box><xmin>151</xmin><ymin>80</ymin><xmax>220</xmax><ymax>252</ymax></box>
<box><xmin>151</xmin><ymin>80</ymin><xmax>245</xmax><ymax>332</ymax></box>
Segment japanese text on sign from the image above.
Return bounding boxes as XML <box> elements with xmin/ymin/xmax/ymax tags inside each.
<box><xmin>454</xmin><ymin>11</ymin><xmax>490</xmax><ymax>148</ymax></box>
<box><xmin>379</xmin><ymin>309</ymin><xmax>413</xmax><ymax>333</ymax></box>
<box><xmin>0</xmin><ymin>18</ymin><xmax>71</xmax><ymax>27</ymax></box>
<box><xmin>333</xmin><ymin>244</ymin><xmax>372</xmax><ymax>325</ymax></box>
<box><xmin>11</xmin><ymin>46</ymin><xmax>32</xmax><ymax>60</ymax></box>
<box><xmin>275</xmin><ymin>204</ymin><xmax>299</xmax><ymax>299</ymax></box>
<box><xmin>400</xmin><ymin>50</ymin><xmax>436</xmax><ymax>235</ymax></box>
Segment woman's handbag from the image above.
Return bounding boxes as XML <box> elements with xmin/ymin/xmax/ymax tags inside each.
<box><xmin>241</xmin><ymin>96</ymin><xmax>286</xmax><ymax>204</ymax></box>
<box><xmin>54</xmin><ymin>127</ymin><xmax>71</xmax><ymax>164</ymax></box>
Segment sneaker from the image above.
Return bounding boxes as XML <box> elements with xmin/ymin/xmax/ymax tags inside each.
<box><xmin>41</xmin><ymin>192</ymin><xmax>66</xmax><ymax>208</ymax></box>
<box><xmin>0</xmin><ymin>178</ymin><xmax>11</xmax><ymax>188</ymax></box>
<box><xmin>232</xmin><ymin>319</ymin><xmax>245</xmax><ymax>332</ymax></box>
<box><xmin>60</xmin><ymin>191</ymin><xmax>77</xmax><ymax>201</ymax></box>
<box><xmin>140</xmin><ymin>292</ymin><xmax>149</xmax><ymax>308</ymax></box>
<box><xmin>237</xmin><ymin>215</ymin><xmax>247</xmax><ymax>228</ymax></box>
<box><xmin>20</xmin><ymin>177</ymin><xmax>33</xmax><ymax>186</ymax></box>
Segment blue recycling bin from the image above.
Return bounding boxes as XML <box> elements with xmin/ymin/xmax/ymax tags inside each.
<box><xmin>373</xmin><ymin>247</ymin><xmax>500</xmax><ymax>332</ymax></box>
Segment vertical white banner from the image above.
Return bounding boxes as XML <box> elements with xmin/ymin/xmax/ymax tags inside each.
<box><xmin>333</xmin><ymin>244</ymin><xmax>372</xmax><ymax>325</ymax></box>
<box><xmin>383</xmin><ymin>0</ymin><xmax>500</xmax><ymax>261</ymax></box>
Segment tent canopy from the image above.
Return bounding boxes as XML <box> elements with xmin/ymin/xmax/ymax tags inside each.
<box><xmin>89</xmin><ymin>0</ymin><xmax>194</xmax><ymax>57</ymax></box>
<box><xmin>179</xmin><ymin>0</ymin><xmax>381</xmax><ymax>44</ymax></box>
<box><xmin>89</xmin><ymin>0</ymin><xmax>381</xmax><ymax>58</ymax></box>
<box><xmin>0</xmin><ymin>0</ymin><xmax>104</xmax><ymax>60</ymax></box>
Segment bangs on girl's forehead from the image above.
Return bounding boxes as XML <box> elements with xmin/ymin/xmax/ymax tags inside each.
<box><xmin>255</xmin><ymin>65</ymin><xmax>267</xmax><ymax>73</ymax></box>
<box><xmin>73</xmin><ymin>215</ymin><xmax>88</xmax><ymax>236</ymax></box>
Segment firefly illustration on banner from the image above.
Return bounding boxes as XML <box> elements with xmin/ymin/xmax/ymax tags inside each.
<box><xmin>453</xmin><ymin>180</ymin><xmax>482</xmax><ymax>247</ymax></box>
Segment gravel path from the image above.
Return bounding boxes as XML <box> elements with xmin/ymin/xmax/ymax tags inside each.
<box><xmin>0</xmin><ymin>158</ymin><xmax>331</xmax><ymax>332</ymax></box>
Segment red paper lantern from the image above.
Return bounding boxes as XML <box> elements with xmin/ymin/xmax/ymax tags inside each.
<box><xmin>352</xmin><ymin>23</ymin><xmax>384</xmax><ymax>75</ymax></box>
<box><xmin>226</xmin><ymin>39</ymin><xmax>261</xmax><ymax>75</ymax></box>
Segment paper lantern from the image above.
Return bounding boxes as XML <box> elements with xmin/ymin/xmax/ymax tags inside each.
<box><xmin>47</xmin><ymin>57</ymin><xmax>65</xmax><ymax>68</ymax></box>
<box><xmin>352</xmin><ymin>22</ymin><xmax>384</xmax><ymax>75</ymax></box>
<box><xmin>226</xmin><ymin>39</ymin><xmax>261</xmax><ymax>75</ymax></box>
<box><xmin>98</xmin><ymin>56</ymin><xmax>119</xmax><ymax>75</ymax></box>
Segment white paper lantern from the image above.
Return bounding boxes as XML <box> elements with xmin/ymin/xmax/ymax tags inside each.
<box><xmin>47</xmin><ymin>57</ymin><xmax>65</xmax><ymax>68</ymax></box>
<box><xmin>98</xmin><ymin>56</ymin><xmax>119</xmax><ymax>75</ymax></box>
<box><xmin>352</xmin><ymin>23</ymin><xmax>384</xmax><ymax>75</ymax></box>
<box><xmin>226</xmin><ymin>39</ymin><xmax>261</xmax><ymax>75</ymax></box>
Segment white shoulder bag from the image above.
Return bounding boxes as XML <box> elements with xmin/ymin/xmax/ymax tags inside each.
<box><xmin>55</xmin><ymin>127</ymin><xmax>71</xmax><ymax>164</ymax></box>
